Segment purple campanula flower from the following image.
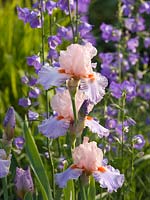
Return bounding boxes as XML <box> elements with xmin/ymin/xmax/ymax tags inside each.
<box><xmin>121</xmin><ymin>80</ymin><xmax>136</xmax><ymax>101</ymax></box>
<box><xmin>28</xmin><ymin>10</ymin><xmax>42</xmax><ymax>28</ymax></box>
<box><xmin>17</xmin><ymin>7</ymin><xmax>30</xmax><ymax>24</ymax></box>
<box><xmin>29</xmin><ymin>76</ymin><xmax>37</xmax><ymax>86</ymax></box>
<box><xmin>18</xmin><ymin>98</ymin><xmax>31</xmax><ymax>108</ymax></box>
<box><xmin>27</xmin><ymin>55</ymin><xmax>41</xmax><ymax>71</ymax></box>
<box><xmin>107</xmin><ymin>106</ymin><xmax>118</xmax><ymax>117</ymax></box>
<box><xmin>99</xmin><ymin>52</ymin><xmax>114</xmax><ymax>65</ymax></box>
<box><xmin>110</xmin><ymin>80</ymin><xmax>136</xmax><ymax>101</ymax></box>
<box><xmin>144</xmin><ymin>37</ymin><xmax>150</xmax><ymax>48</ymax></box>
<box><xmin>47</xmin><ymin>49</ymin><xmax>59</xmax><ymax>60</ymax></box>
<box><xmin>124</xmin><ymin>16</ymin><xmax>145</xmax><ymax>32</ymax></box>
<box><xmin>78</xmin><ymin>22</ymin><xmax>93</xmax><ymax>38</ymax></box>
<box><xmin>141</xmin><ymin>53</ymin><xmax>149</xmax><ymax>65</ymax></box>
<box><xmin>132</xmin><ymin>135</ymin><xmax>145</xmax><ymax>150</ymax></box>
<box><xmin>14</xmin><ymin>167</ymin><xmax>34</xmax><ymax>199</ymax></box>
<box><xmin>55</xmin><ymin>137</ymin><xmax>124</xmax><ymax>192</ymax></box>
<box><xmin>139</xmin><ymin>1</ymin><xmax>150</xmax><ymax>14</ymax></box>
<box><xmin>137</xmin><ymin>84</ymin><xmax>150</xmax><ymax>100</ymax></box>
<box><xmin>57</xmin><ymin>26</ymin><xmax>73</xmax><ymax>41</ymax></box>
<box><xmin>48</xmin><ymin>35</ymin><xmax>61</xmax><ymax>49</ymax></box>
<box><xmin>100</xmin><ymin>23</ymin><xmax>121</xmax><ymax>43</ymax></box>
<box><xmin>105</xmin><ymin>119</ymin><xmax>117</xmax><ymax>129</ymax></box>
<box><xmin>46</xmin><ymin>0</ymin><xmax>56</xmax><ymax>15</ymax></box>
<box><xmin>109</xmin><ymin>82</ymin><xmax>122</xmax><ymax>99</ymax></box>
<box><xmin>122</xmin><ymin>4</ymin><xmax>133</xmax><ymax>17</ymax></box>
<box><xmin>14</xmin><ymin>137</ymin><xmax>25</xmax><ymax>150</ymax></box>
<box><xmin>121</xmin><ymin>0</ymin><xmax>135</xmax><ymax>4</ymax></box>
<box><xmin>57</xmin><ymin>0</ymin><xmax>74</xmax><ymax>14</ymax></box>
<box><xmin>128</xmin><ymin>53</ymin><xmax>139</xmax><ymax>66</ymax></box>
<box><xmin>21</xmin><ymin>75</ymin><xmax>29</xmax><ymax>85</ymax></box>
<box><xmin>29</xmin><ymin>87</ymin><xmax>40</xmax><ymax>98</ymax></box>
<box><xmin>28</xmin><ymin>110</ymin><xmax>39</xmax><ymax>121</ymax></box>
<box><xmin>0</xmin><ymin>149</ymin><xmax>11</xmax><ymax>178</ymax></box>
<box><xmin>3</xmin><ymin>107</ymin><xmax>15</xmax><ymax>141</ymax></box>
<box><xmin>127</xmin><ymin>37</ymin><xmax>139</xmax><ymax>53</ymax></box>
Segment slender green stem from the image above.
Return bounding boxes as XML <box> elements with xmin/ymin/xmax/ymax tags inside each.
<box><xmin>2</xmin><ymin>177</ymin><xmax>8</xmax><ymax>200</ymax></box>
<box><xmin>121</xmin><ymin>93</ymin><xmax>126</xmax><ymax>172</ymax></box>
<box><xmin>71</xmin><ymin>95</ymin><xmax>78</xmax><ymax>124</ymax></box>
<box><xmin>47</xmin><ymin>139</ymin><xmax>55</xmax><ymax>199</ymax></box>
<box><xmin>75</xmin><ymin>0</ymin><xmax>79</xmax><ymax>43</ymax></box>
<box><xmin>40</xmin><ymin>1</ymin><xmax>45</xmax><ymax>65</ymax></box>
<box><xmin>79</xmin><ymin>178</ymin><xmax>87</xmax><ymax>200</ymax></box>
<box><xmin>67</xmin><ymin>0</ymin><xmax>75</xmax><ymax>43</ymax></box>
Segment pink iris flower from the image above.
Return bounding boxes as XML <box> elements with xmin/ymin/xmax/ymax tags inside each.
<box><xmin>38</xmin><ymin>89</ymin><xmax>109</xmax><ymax>138</ymax></box>
<box><xmin>55</xmin><ymin>137</ymin><xmax>124</xmax><ymax>193</ymax></box>
<box><xmin>37</xmin><ymin>43</ymin><xmax>108</xmax><ymax>104</ymax></box>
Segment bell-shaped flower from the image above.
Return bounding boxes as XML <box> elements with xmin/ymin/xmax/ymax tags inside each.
<box><xmin>37</xmin><ymin>43</ymin><xmax>108</xmax><ymax>104</ymax></box>
<box><xmin>14</xmin><ymin>167</ymin><xmax>34</xmax><ymax>199</ymax></box>
<box><xmin>38</xmin><ymin>89</ymin><xmax>109</xmax><ymax>139</ymax></box>
<box><xmin>0</xmin><ymin>149</ymin><xmax>11</xmax><ymax>178</ymax></box>
<box><xmin>55</xmin><ymin>137</ymin><xmax>124</xmax><ymax>193</ymax></box>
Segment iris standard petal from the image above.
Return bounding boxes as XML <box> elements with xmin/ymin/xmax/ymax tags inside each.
<box><xmin>37</xmin><ymin>64</ymin><xmax>70</xmax><ymax>90</ymax></box>
<box><xmin>38</xmin><ymin>116</ymin><xmax>70</xmax><ymax>138</ymax></box>
<box><xmin>85</xmin><ymin>117</ymin><xmax>109</xmax><ymax>138</ymax></box>
<box><xmin>93</xmin><ymin>165</ymin><xmax>124</xmax><ymax>193</ymax></box>
<box><xmin>55</xmin><ymin>167</ymin><xmax>83</xmax><ymax>188</ymax></box>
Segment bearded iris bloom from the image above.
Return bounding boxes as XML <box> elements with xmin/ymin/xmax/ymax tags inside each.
<box><xmin>37</xmin><ymin>43</ymin><xmax>108</xmax><ymax>104</ymax></box>
<box><xmin>38</xmin><ymin>89</ymin><xmax>109</xmax><ymax>139</ymax></box>
<box><xmin>55</xmin><ymin>137</ymin><xmax>124</xmax><ymax>192</ymax></box>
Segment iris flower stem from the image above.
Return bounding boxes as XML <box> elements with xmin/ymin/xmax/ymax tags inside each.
<box><xmin>67</xmin><ymin>0</ymin><xmax>75</xmax><ymax>43</ymax></box>
<box><xmin>2</xmin><ymin>177</ymin><xmax>8</xmax><ymax>200</ymax></box>
<box><xmin>71</xmin><ymin>96</ymin><xmax>78</xmax><ymax>124</ymax></box>
<box><xmin>79</xmin><ymin>179</ymin><xmax>87</xmax><ymax>200</ymax></box>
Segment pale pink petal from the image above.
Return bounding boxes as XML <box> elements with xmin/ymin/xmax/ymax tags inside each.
<box><xmin>93</xmin><ymin>165</ymin><xmax>124</xmax><ymax>193</ymax></box>
<box><xmin>37</xmin><ymin>64</ymin><xmax>70</xmax><ymax>90</ymax></box>
<box><xmin>72</xmin><ymin>137</ymin><xmax>103</xmax><ymax>171</ymax></box>
<box><xmin>51</xmin><ymin>89</ymin><xmax>85</xmax><ymax>119</ymax></box>
<box><xmin>59</xmin><ymin>43</ymin><xmax>95</xmax><ymax>77</ymax></box>
<box><xmin>85</xmin><ymin>117</ymin><xmax>109</xmax><ymax>138</ymax></box>
<box><xmin>55</xmin><ymin>167</ymin><xmax>83</xmax><ymax>188</ymax></box>
<box><xmin>38</xmin><ymin>116</ymin><xmax>70</xmax><ymax>138</ymax></box>
<box><xmin>80</xmin><ymin>72</ymin><xmax>108</xmax><ymax>104</ymax></box>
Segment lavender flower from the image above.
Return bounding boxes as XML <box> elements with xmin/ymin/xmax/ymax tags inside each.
<box><xmin>48</xmin><ymin>35</ymin><xmax>61</xmax><ymax>49</ymax></box>
<box><xmin>0</xmin><ymin>149</ymin><xmax>11</xmax><ymax>178</ymax></box>
<box><xmin>110</xmin><ymin>80</ymin><xmax>136</xmax><ymax>101</ymax></box>
<box><xmin>100</xmin><ymin>23</ymin><xmax>121</xmax><ymax>43</ymax></box>
<box><xmin>28</xmin><ymin>110</ymin><xmax>39</xmax><ymax>121</ymax></box>
<box><xmin>132</xmin><ymin>135</ymin><xmax>145</xmax><ymax>150</ymax></box>
<box><xmin>27</xmin><ymin>55</ymin><xmax>41</xmax><ymax>71</ymax></box>
<box><xmin>18</xmin><ymin>98</ymin><xmax>31</xmax><ymax>108</ymax></box>
<box><xmin>14</xmin><ymin>137</ymin><xmax>25</xmax><ymax>150</ymax></box>
<box><xmin>29</xmin><ymin>87</ymin><xmax>40</xmax><ymax>98</ymax></box>
<box><xmin>3</xmin><ymin>107</ymin><xmax>15</xmax><ymax>141</ymax></box>
<box><xmin>14</xmin><ymin>167</ymin><xmax>34</xmax><ymax>199</ymax></box>
<box><xmin>127</xmin><ymin>37</ymin><xmax>139</xmax><ymax>53</ymax></box>
<box><xmin>139</xmin><ymin>1</ymin><xmax>150</xmax><ymax>14</ymax></box>
<box><xmin>46</xmin><ymin>0</ymin><xmax>57</xmax><ymax>15</ymax></box>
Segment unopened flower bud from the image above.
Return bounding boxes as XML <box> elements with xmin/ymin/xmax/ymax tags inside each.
<box><xmin>14</xmin><ymin>167</ymin><xmax>34</xmax><ymax>199</ymax></box>
<box><xmin>3</xmin><ymin>107</ymin><xmax>15</xmax><ymax>141</ymax></box>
